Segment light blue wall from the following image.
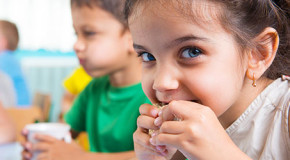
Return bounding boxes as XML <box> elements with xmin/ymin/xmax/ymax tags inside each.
<box><xmin>15</xmin><ymin>49</ymin><xmax>78</xmax><ymax>122</ymax></box>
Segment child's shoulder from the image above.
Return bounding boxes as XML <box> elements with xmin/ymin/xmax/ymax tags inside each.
<box><xmin>271</xmin><ymin>77</ymin><xmax>289</xmax><ymax>138</ymax></box>
<box><xmin>262</xmin><ymin>77</ymin><xmax>289</xmax><ymax>106</ymax></box>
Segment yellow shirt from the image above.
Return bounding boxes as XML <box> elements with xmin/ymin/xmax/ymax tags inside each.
<box><xmin>63</xmin><ymin>66</ymin><xmax>92</xmax><ymax>95</ymax></box>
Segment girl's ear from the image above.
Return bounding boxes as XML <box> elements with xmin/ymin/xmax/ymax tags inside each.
<box><xmin>246</xmin><ymin>27</ymin><xmax>279</xmax><ymax>80</ymax></box>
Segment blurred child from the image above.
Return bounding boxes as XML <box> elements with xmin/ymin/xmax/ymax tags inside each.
<box><xmin>125</xmin><ymin>0</ymin><xmax>290</xmax><ymax>159</ymax></box>
<box><xmin>0</xmin><ymin>102</ymin><xmax>16</xmax><ymax>144</ymax></box>
<box><xmin>0</xmin><ymin>71</ymin><xmax>16</xmax><ymax>107</ymax></box>
<box><xmin>22</xmin><ymin>0</ymin><xmax>149</xmax><ymax>159</ymax></box>
<box><xmin>0</xmin><ymin>20</ymin><xmax>31</xmax><ymax>106</ymax></box>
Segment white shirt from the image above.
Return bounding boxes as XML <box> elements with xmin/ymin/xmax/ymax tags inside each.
<box><xmin>226</xmin><ymin>78</ymin><xmax>290</xmax><ymax>160</ymax></box>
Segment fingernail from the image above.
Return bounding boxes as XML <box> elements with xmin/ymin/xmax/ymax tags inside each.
<box><xmin>161</xmin><ymin>151</ymin><xmax>168</xmax><ymax>156</ymax></box>
<box><xmin>151</xmin><ymin>131</ymin><xmax>157</xmax><ymax>137</ymax></box>
<box><xmin>149</xmin><ymin>138</ymin><xmax>156</xmax><ymax>145</ymax></box>
<box><xmin>158</xmin><ymin>110</ymin><xmax>162</xmax><ymax>116</ymax></box>
<box><xmin>154</xmin><ymin>117</ymin><xmax>162</xmax><ymax>126</ymax></box>
<box><xmin>156</xmin><ymin>146</ymin><xmax>165</xmax><ymax>152</ymax></box>
<box><xmin>151</xmin><ymin>109</ymin><xmax>158</xmax><ymax>117</ymax></box>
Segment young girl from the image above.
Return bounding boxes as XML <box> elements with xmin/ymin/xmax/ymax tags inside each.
<box><xmin>125</xmin><ymin>0</ymin><xmax>290</xmax><ymax>159</ymax></box>
<box><xmin>22</xmin><ymin>0</ymin><xmax>150</xmax><ymax>159</ymax></box>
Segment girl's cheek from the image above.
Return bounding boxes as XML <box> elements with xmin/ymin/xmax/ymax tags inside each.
<box><xmin>142</xmin><ymin>84</ymin><xmax>154</xmax><ymax>100</ymax></box>
<box><xmin>142</xmin><ymin>75</ymin><xmax>155</xmax><ymax>100</ymax></box>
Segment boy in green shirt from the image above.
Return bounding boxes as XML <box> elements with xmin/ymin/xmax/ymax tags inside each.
<box><xmin>22</xmin><ymin>0</ymin><xmax>149</xmax><ymax>159</ymax></box>
<box><xmin>65</xmin><ymin>76</ymin><xmax>150</xmax><ymax>153</ymax></box>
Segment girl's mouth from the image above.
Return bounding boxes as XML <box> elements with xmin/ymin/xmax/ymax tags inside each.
<box><xmin>191</xmin><ymin>100</ymin><xmax>200</xmax><ymax>103</ymax></box>
<box><xmin>158</xmin><ymin>100</ymin><xmax>200</xmax><ymax>105</ymax></box>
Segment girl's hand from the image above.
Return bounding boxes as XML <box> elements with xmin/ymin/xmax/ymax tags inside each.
<box><xmin>153</xmin><ymin>100</ymin><xmax>249</xmax><ymax>160</ymax></box>
<box><xmin>133</xmin><ymin>103</ymin><xmax>176</xmax><ymax>160</ymax></box>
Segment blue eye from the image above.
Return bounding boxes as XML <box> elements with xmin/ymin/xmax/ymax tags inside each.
<box><xmin>181</xmin><ymin>47</ymin><xmax>202</xmax><ymax>58</ymax></box>
<box><xmin>138</xmin><ymin>52</ymin><xmax>155</xmax><ymax>62</ymax></box>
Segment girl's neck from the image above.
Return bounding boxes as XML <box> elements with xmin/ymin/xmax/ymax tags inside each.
<box><xmin>109</xmin><ymin>55</ymin><xmax>142</xmax><ymax>87</ymax></box>
<box><xmin>219</xmin><ymin>77</ymin><xmax>274</xmax><ymax>129</ymax></box>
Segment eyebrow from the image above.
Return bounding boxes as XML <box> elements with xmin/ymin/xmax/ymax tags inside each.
<box><xmin>133</xmin><ymin>34</ymin><xmax>209</xmax><ymax>51</ymax></box>
<box><xmin>133</xmin><ymin>44</ymin><xmax>148</xmax><ymax>51</ymax></box>
<box><xmin>167</xmin><ymin>35</ymin><xmax>209</xmax><ymax>48</ymax></box>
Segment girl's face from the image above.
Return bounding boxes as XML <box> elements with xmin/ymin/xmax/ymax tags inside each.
<box><xmin>72</xmin><ymin>5</ymin><xmax>131</xmax><ymax>77</ymax></box>
<box><xmin>129</xmin><ymin>2</ymin><xmax>249</xmax><ymax>118</ymax></box>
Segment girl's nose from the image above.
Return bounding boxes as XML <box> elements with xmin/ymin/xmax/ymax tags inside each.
<box><xmin>152</xmin><ymin>66</ymin><xmax>179</xmax><ymax>92</ymax></box>
<box><xmin>73</xmin><ymin>38</ymin><xmax>85</xmax><ymax>53</ymax></box>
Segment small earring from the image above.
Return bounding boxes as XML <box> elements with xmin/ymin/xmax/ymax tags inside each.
<box><xmin>252</xmin><ymin>73</ymin><xmax>257</xmax><ymax>87</ymax></box>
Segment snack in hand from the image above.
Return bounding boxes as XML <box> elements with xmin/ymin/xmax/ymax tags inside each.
<box><xmin>149</xmin><ymin>103</ymin><xmax>165</xmax><ymax>136</ymax></box>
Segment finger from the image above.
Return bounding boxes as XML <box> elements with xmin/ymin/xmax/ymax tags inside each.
<box><xmin>149</xmin><ymin>134</ymin><xmax>169</xmax><ymax>156</ymax></box>
<box><xmin>156</xmin><ymin>145</ymin><xmax>167</xmax><ymax>152</ymax></box>
<box><xmin>22</xmin><ymin>128</ymin><xmax>29</xmax><ymax>140</ymax></box>
<box><xmin>155</xmin><ymin>133</ymin><xmax>182</xmax><ymax>149</ymax></box>
<box><xmin>158</xmin><ymin>105</ymin><xmax>175</xmax><ymax>122</ymax></box>
<box><xmin>137</xmin><ymin>115</ymin><xmax>159</xmax><ymax>130</ymax></box>
<box><xmin>32</xmin><ymin>142</ymin><xmax>51</xmax><ymax>152</ymax></box>
<box><xmin>149</xmin><ymin>130</ymin><xmax>167</xmax><ymax>153</ymax></box>
<box><xmin>22</xmin><ymin>150</ymin><xmax>32</xmax><ymax>160</ymax></box>
<box><xmin>36</xmin><ymin>152</ymin><xmax>48</xmax><ymax>160</ymax></box>
<box><xmin>138</xmin><ymin>128</ymin><xmax>171</xmax><ymax>157</ymax></box>
<box><xmin>139</xmin><ymin>103</ymin><xmax>159</xmax><ymax>118</ymax></box>
<box><xmin>34</xmin><ymin>134</ymin><xmax>58</xmax><ymax>143</ymax></box>
<box><xmin>157</xmin><ymin>148</ymin><xmax>169</xmax><ymax>157</ymax></box>
<box><xmin>165</xmin><ymin>100</ymin><xmax>202</xmax><ymax>121</ymax></box>
<box><xmin>160</xmin><ymin>121</ymin><xmax>184</xmax><ymax>134</ymax></box>
<box><xmin>21</xmin><ymin>141</ymin><xmax>33</xmax><ymax>152</ymax></box>
<box><xmin>133</xmin><ymin>128</ymin><xmax>159</xmax><ymax>151</ymax></box>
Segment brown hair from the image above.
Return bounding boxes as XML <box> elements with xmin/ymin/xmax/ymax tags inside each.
<box><xmin>124</xmin><ymin>0</ymin><xmax>290</xmax><ymax>79</ymax></box>
<box><xmin>71</xmin><ymin>0</ymin><xmax>128</xmax><ymax>28</ymax></box>
<box><xmin>0</xmin><ymin>20</ymin><xmax>19</xmax><ymax>51</ymax></box>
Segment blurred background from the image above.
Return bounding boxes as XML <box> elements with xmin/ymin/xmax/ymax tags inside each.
<box><xmin>0</xmin><ymin>0</ymin><xmax>79</xmax><ymax>122</ymax></box>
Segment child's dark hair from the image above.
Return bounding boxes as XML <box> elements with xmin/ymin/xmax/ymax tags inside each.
<box><xmin>71</xmin><ymin>0</ymin><xmax>127</xmax><ymax>28</ymax></box>
<box><xmin>0</xmin><ymin>20</ymin><xmax>19</xmax><ymax>51</ymax></box>
<box><xmin>124</xmin><ymin>0</ymin><xmax>290</xmax><ymax>79</ymax></box>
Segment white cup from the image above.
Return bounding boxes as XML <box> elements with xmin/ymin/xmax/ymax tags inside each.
<box><xmin>25</xmin><ymin>123</ymin><xmax>72</xmax><ymax>160</ymax></box>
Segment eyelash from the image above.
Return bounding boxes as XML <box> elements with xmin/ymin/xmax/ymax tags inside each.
<box><xmin>137</xmin><ymin>52</ymin><xmax>145</xmax><ymax>57</ymax></box>
<box><xmin>136</xmin><ymin>46</ymin><xmax>203</xmax><ymax>62</ymax></box>
<box><xmin>137</xmin><ymin>52</ymin><xmax>156</xmax><ymax>62</ymax></box>
<box><xmin>179</xmin><ymin>46</ymin><xmax>203</xmax><ymax>59</ymax></box>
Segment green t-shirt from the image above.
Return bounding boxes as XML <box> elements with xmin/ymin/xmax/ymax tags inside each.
<box><xmin>64</xmin><ymin>76</ymin><xmax>150</xmax><ymax>153</ymax></box>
